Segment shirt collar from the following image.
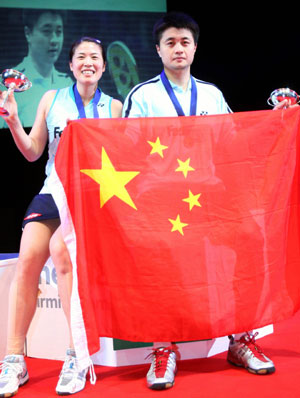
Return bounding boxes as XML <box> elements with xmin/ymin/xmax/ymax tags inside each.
<box><xmin>20</xmin><ymin>56</ymin><xmax>57</xmax><ymax>83</ymax></box>
<box><xmin>168</xmin><ymin>77</ymin><xmax>192</xmax><ymax>93</ymax></box>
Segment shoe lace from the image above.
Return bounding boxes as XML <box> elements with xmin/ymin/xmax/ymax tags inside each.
<box><xmin>0</xmin><ymin>360</ymin><xmax>23</xmax><ymax>378</ymax></box>
<box><xmin>60</xmin><ymin>354</ymin><xmax>96</xmax><ymax>386</ymax></box>
<box><xmin>145</xmin><ymin>344</ymin><xmax>180</xmax><ymax>372</ymax></box>
<box><xmin>241</xmin><ymin>332</ymin><xmax>264</xmax><ymax>354</ymax></box>
<box><xmin>60</xmin><ymin>354</ymin><xmax>77</xmax><ymax>376</ymax></box>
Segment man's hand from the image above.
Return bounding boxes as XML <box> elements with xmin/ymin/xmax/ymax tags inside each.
<box><xmin>273</xmin><ymin>99</ymin><xmax>299</xmax><ymax>110</ymax></box>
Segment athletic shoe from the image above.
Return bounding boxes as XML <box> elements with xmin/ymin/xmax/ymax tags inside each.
<box><xmin>227</xmin><ymin>332</ymin><xmax>275</xmax><ymax>374</ymax></box>
<box><xmin>56</xmin><ymin>349</ymin><xmax>88</xmax><ymax>395</ymax></box>
<box><xmin>0</xmin><ymin>354</ymin><xmax>29</xmax><ymax>397</ymax></box>
<box><xmin>146</xmin><ymin>345</ymin><xmax>180</xmax><ymax>390</ymax></box>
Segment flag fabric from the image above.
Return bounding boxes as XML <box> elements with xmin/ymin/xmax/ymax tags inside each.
<box><xmin>50</xmin><ymin>108</ymin><xmax>300</xmax><ymax>369</ymax></box>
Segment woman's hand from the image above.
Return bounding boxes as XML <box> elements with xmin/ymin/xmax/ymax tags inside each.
<box><xmin>0</xmin><ymin>88</ymin><xmax>19</xmax><ymax>121</ymax></box>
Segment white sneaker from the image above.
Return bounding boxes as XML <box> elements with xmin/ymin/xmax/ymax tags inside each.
<box><xmin>0</xmin><ymin>354</ymin><xmax>29</xmax><ymax>397</ymax></box>
<box><xmin>56</xmin><ymin>349</ymin><xmax>88</xmax><ymax>395</ymax></box>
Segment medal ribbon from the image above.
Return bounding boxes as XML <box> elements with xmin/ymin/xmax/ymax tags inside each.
<box><xmin>73</xmin><ymin>83</ymin><xmax>101</xmax><ymax>118</ymax></box>
<box><xmin>160</xmin><ymin>70</ymin><xmax>197</xmax><ymax>116</ymax></box>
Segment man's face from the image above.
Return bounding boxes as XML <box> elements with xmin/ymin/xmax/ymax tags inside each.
<box><xmin>156</xmin><ymin>27</ymin><xmax>197</xmax><ymax>73</ymax></box>
<box><xmin>25</xmin><ymin>12</ymin><xmax>64</xmax><ymax>65</ymax></box>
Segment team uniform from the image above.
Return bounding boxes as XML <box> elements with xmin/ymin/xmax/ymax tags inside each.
<box><xmin>0</xmin><ymin>56</ymin><xmax>74</xmax><ymax>128</ymax></box>
<box><xmin>122</xmin><ymin>73</ymin><xmax>231</xmax><ymax>118</ymax></box>
<box><xmin>23</xmin><ymin>85</ymin><xmax>114</xmax><ymax>227</ymax></box>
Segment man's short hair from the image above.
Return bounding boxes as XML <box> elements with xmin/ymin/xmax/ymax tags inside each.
<box><xmin>153</xmin><ymin>11</ymin><xmax>199</xmax><ymax>45</ymax></box>
<box><xmin>22</xmin><ymin>8</ymin><xmax>67</xmax><ymax>31</ymax></box>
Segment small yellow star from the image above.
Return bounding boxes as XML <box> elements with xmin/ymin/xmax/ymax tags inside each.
<box><xmin>182</xmin><ymin>190</ymin><xmax>202</xmax><ymax>211</ymax></box>
<box><xmin>147</xmin><ymin>137</ymin><xmax>168</xmax><ymax>158</ymax></box>
<box><xmin>168</xmin><ymin>214</ymin><xmax>188</xmax><ymax>236</ymax></box>
<box><xmin>175</xmin><ymin>158</ymin><xmax>195</xmax><ymax>178</ymax></box>
<box><xmin>80</xmin><ymin>147</ymin><xmax>140</xmax><ymax>210</ymax></box>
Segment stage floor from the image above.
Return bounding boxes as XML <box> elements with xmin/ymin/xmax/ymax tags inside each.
<box><xmin>14</xmin><ymin>309</ymin><xmax>300</xmax><ymax>398</ymax></box>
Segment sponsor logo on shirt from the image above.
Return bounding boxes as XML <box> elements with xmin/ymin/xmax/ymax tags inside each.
<box><xmin>54</xmin><ymin>126</ymin><xmax>63</xmax><ymax>138</ymax></box>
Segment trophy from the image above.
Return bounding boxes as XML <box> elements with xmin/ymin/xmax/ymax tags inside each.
<box><xmin>267</xmin><ymin>88</ymin><xmax>300</xmax><ymax>107</ymax></box>
<box><xmin>0</xmin><ymin>69</ymin><xmax>32</xmax><ymax>116</ymax></box>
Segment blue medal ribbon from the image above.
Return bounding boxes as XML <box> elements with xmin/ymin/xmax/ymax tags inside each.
<box><xmin>160</xmin><ymin>70</ymin><xmax>197</xmax><ymax>116</ymax></box>
<box><xmin>73</xmin><ymin>83</ymin><xmax>101</xmax><ymax>118</ymax></box>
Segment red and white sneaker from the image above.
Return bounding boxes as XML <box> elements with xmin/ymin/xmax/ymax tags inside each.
<box><xmin>227</xmin><ymin>332</ymin><xmax>275</xmax><ymax>375</ymax></box>
<box><xmin>146</xmin><ymin>345</ymin><xmax>180</xmax><ymax>390</ymax></box>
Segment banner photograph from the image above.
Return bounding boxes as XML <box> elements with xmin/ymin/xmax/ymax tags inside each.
<box><xmin>0</xmin><ymin>7</ymin><xmax>164</xmax><ymax>127</ymax></box>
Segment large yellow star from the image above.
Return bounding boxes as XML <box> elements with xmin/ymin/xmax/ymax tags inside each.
<box><xmin>147</xmin><ymin>137</ymin><xmax>168</xmax><ymax>158</ymax></box>
<box><xmin>175</xmin><ymin>158</ymin><xmax>195</xmax><ymax>178</ymax></box>
<box><xmin>182</xmin><ymin>190</ymin><xmax>202</xmax><ymax>211</ymax></box>
<box><xmin>80</xmin><ymin>147</ymin><xmax>140</xmax><ymax>210</ymax></box>
<box><xmin>168</xmin><ymin>214</ymin><xmax>188</xmax><ymax>236</ymax></box>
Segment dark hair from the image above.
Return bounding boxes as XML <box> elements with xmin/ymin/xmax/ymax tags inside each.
<box><xmin>153</xmin><ymin>12</ymin><xmax>199</xmax><ymax>45</ymax></box>
<box><xmin>22</xmin><ymin>9</ymin><xmax>67</xmax><ymax>31</ymax></box>
<box><xmin>69</xmin><ymin>36</ymin><xmax>106</xmax><ymax>64</ymax></box>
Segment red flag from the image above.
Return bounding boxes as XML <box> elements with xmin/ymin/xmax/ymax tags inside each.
<box><xmin>51</xmin><ymin>108</ymin><xmax>300</xmax><ymax>366</ymax></box>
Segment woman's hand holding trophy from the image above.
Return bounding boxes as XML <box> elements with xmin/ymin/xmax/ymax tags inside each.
<box><xmin>0</xmin><ymin>69</ymin><xmax>32</xmax><ymax>117</ymax></box>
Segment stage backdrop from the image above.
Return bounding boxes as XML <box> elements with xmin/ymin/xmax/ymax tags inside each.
<box><xmin>0</xmin><ymin>0</ymin><xmax>166</xmax><ymax>127</ymax></box>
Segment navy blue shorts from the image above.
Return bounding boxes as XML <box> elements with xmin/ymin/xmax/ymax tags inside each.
<box><xmin>22</xmin><ymin>194</ymin><xmax>60</xmax><ymax>228</ymax></box>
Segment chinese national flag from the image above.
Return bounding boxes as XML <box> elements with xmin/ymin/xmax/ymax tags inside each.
<box><xmin>51</xmin><ymin>108</ymin><xmax>300</xmax><ymax>366</ymax></box>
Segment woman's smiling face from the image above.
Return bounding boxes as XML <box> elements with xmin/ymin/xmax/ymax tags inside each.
<box><xmin>69</xmin><ymin>41</ymin><xmax>106</xmax><ymax>86</ymax></box>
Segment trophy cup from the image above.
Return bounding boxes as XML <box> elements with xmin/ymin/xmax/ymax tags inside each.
<box><xmin>0</xmin><ymin>69</ymin><xmax>32</xmax><ymax>116</ymax></box>
<box><xmin>267</xmin><ymin>88</ymin><xmax>300</xmax><ymax>107</ymax></box>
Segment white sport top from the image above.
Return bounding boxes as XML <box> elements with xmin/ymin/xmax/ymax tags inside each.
<box><xmin>40</xmin><ymin>85</ymin><xmax>113</xmax><ymax>194</ymax></box>
<box><xmin>122</xmin><ymin>74</ymin><xmax>231</xmax><ymax>118</ymax></box>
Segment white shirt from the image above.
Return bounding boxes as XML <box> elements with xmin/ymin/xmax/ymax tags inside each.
<box><xmin>41</xmin><ymin>86</ymin><xmax>113</xmax><ymax>194</ymax></box>
<box><xmin>123</xmin><ymin>74</ymin><xmax>231</xmax><ymax>118</ymax></box>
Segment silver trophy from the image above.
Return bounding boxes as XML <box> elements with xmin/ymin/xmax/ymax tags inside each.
<box><xmin>267</xmin><ymin>88</ymin><xmax>300</xmax><ymax>107</ymax></box>
<box><xmin>0</xmin><ymin>69</ymin><xmax>32</xmax><ymax>116</ymax></box>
